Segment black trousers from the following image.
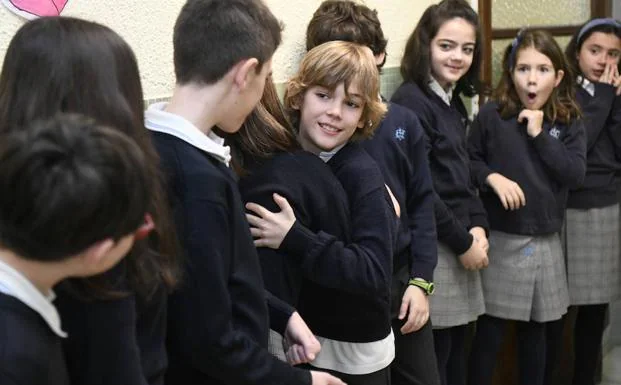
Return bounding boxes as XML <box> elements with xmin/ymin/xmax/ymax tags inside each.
<box><xmin>433</xmin><ymin>325</ymin><xmax>468</xmax><ymax>385</ymax></box>
<box><xmin>390</xmin><ymin>268</ymin><xmax>441</xmax><ymax>385</ymax></box>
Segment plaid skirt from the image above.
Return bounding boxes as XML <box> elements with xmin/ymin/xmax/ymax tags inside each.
<box><xmin>430</xmin><ymin>242</ymin><xmax>485</xmax><ymax>328</ymax></box>
<box><xmin>481</xmin><ymin>231</ymin><xmax>569</xmax><ymax>322</ymax></box>
<box><xmin>564</xmin><ymin>204</ymin><xmax>621</xmax><ymax>305</ymax></box>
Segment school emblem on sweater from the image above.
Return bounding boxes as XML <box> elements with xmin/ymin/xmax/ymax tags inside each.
<box><xmin>1</xmin><ymin>0</ymin><xmax>68</xmax><ymax>19</ymax></box>
<box><xmin>549</xmin><ymin>127</ymin><xmax>561</xmax><ymax>139</ymax></box>
<box><xmin>395</xmin><ymin>127</ymin><xmax>406</xmax><ymax>141</ymax></box>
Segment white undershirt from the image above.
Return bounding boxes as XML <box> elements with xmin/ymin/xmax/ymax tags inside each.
<box><xmin>428</xmin><ymin>77</ymin><xmax>455</xmax><ymax>106</ymax></box>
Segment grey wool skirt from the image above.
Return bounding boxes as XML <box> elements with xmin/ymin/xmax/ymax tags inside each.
<box><xmin>481</xmin><ymin>231</ymin><xmax>569</xmax><ymax>323</ymax></box>
<box><xmin>564</xmin><ymin>204</ymin><xmax>621</xmax><ymax>305</ymax></box>
<box><xmin>430</xmin><ymin>242</ymin><xmax>485</xmax><ymax>328</ymax></box>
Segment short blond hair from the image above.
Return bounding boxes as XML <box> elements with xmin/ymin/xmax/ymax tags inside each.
<box><xmin>284</xmin><ymin>40</ymin><xmax>386</xmax><ymax>140</ymax></box>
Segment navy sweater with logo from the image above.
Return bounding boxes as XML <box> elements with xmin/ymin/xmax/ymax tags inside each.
<box><xmin>152</xmin><ymin>132</ymin><xmax>310</xmax><ymax>385</ymax></box>
<box><xmin>468</xmin><ymin>102</ymin><xmax>586</xmax><ymax>235</ymax></box>
<box><xmin>391</xmin><ymin>81</ymin><xmax>488</xmax><ymax>255</ymax></box>
<box><xmin>568</xmin><ymin>83</ymin><xmax>621</xmax><ymax>209</ymax></box>
<box><xmin>363</xmin><ymin>102</ymin><xmax>438</xmax><ymax>282</ymax></box>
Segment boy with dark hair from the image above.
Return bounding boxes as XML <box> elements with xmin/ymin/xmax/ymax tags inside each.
<box><xmin>0</xmin><ymin>113</ymin><xmax>155</xmax><ymax>385</ymax></box>
<box><xmin>146</xmin><ymin>1</ymin><xmax>345</xmax><ymax>384</ymax></box>
<box><xmin>306</xmin><ymin>2</ymin><xmax>442</xmax><ymax>384</ymax></box>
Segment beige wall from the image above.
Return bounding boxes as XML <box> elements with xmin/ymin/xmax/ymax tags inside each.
<box><xmin>0</xmin><ymin>0</ymin><xmax>438</xmax><ymax>101</ymax></box>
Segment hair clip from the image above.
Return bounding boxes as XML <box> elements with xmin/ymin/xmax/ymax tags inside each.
<box><xmin>509</xmin><ymin>28</ymin><xmax>527</xmax><ymax>71</ymax></box>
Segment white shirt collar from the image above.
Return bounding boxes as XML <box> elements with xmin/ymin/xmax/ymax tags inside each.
<box><xmin>577</xmin><ymin>76</ymin><xmax>595</xmax><ymax>97</ymax></box>
<box><xmin>428</xmin><ymin>77</ymin><xmax>454</xmax><ymax>106</ymax></box>
<box><xmin>145</xmin><ymin>102</ymin><xmax>231</xmax><ymax>166</ymax></box>
<box><xmin>318</xmin><ymin>143</ymin><xmax>347</xmax><ymax>163</ymax></box>
<box><xmin>0</xmin><ymin>260</ymin><xmax>66</xmax><ymax>337</ymax></box>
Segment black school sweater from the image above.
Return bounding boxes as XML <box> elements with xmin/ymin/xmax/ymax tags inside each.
<box><xmin>568</xmin><ymin>83</ymin><xmax>621</xmax><ymax>208</ymax></box>
<box><xmin>152</xmin><ymin>132</ymin><xmax>310</xmax><ymax>385</ymax></box>
<box><xmin>292</xmin><ymin>142</ymin><xmax>394</xmax><ymax>342</ymax></box>
<box><xmin>391</xmin><ymin>81</ymin><xmax>488</xmax><ymax>255</ymax></box>
<box><xmin>55</xmin><ymin>262</ymin><xmax>164</xmax><ymax>385</ymax></box>
<box><xmin>364</xmin><ymin>102</ymin><xmax>438</xmax><ymax>281</ymax></box>
<box><xmin>468</xmin><ymin>102</ymin><xmax>586</xmax><ymax>235</ymax></box>
<box><xmin>0</xmin><ymin>293</ymin><xmax>70</xmax><ymax>385</ymax></box>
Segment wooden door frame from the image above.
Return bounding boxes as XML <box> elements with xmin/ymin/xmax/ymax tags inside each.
<box><xmin>478</xmin><ymin>0</ymin><xmax>613</xmax><ymax>91</ymax></box>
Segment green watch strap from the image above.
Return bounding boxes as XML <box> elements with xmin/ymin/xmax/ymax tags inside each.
<box><xmin>408</xmin><ymin>277</ymin><xmax>435</xmax><ymax>295</ymax></box>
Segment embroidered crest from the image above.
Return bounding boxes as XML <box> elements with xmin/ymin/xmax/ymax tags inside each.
<box><xmin>395</xmin><ymin>127</ymin><xmax>406</xmax><ymax>141</ymax></box>
<box><xmin>522</xmin><ymin>244</ymin><xmax>535</xmax><ymax>257</ymax></box>
<box><xmin>549</xmin><ymin>127</ymin><xmax>561</xmax><ymax>139</ymax></box>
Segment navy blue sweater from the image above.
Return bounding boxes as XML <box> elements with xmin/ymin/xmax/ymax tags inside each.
<box><xmin>238</xmin><ymin>150</ymin><xmax>351</xmax><ymax>306</ymax></box>
<box><xmin>363</xmin><ymin>102</ymin><xmax>438</xmax><ymax>281</ymax></box>
<box><xmin>468</xmin><ymin>102</ymin><xmax>586</xmax><ymax>235</ymax></box>
<box><xmin>568</xmin><ymin>83</ymin><xmax>621</xmax><ymax>208</ymax></box>
<box><xmin>391</xmin><ymin>81</ymin><xmax>488</xmax><ymax>255</ymax></box>
<box><xmin>55</xmin><ymin>262</ymin><xmax>164</xmax><ymax>385</ymax></box>
<box><xmin>152</xmin><ymin>132</ymin><xmax>310</xmax><ymax>385</ymax></box>
<box><xmin>0</xmin><ymin>293</ymin><xmax>70</xmax><ymax>385</ymax></box>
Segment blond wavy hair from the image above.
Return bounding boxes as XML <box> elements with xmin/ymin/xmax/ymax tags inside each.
<box><xmin>284</xmin><ymin>40</ymin><xmax>387</xmax><ymax>140</ymax></box>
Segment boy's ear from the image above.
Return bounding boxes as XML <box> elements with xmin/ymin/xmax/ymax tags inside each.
<box><xmin>554</xmin><ymin>69</ymin><xmax>565</xmax><ymax>87</ymax></box>
<box><xmin>81</xmin><ymin>238</ymin><xmax>115</xmax><ymax>268</ymax></box>
<box><xmin>233</xmin><ymin>58</ymin><xmax>260</xmax><ymax>90</ymax></box>
<box><xmin>289</xmin><ymin>95</ymin><xmax>302</xmax><ymax>110</ymax></box>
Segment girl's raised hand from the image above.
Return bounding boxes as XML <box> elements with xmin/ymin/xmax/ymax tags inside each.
<box><xmin>599</xmin><ymin>62</ymin><xmax>616</xmax><ymax>85</ymax></box>
<box><xmin>486</xmin><ymin>172</ymin><xmax>526</xmax><ymax>211</ymax></box>
<box><xmin>517</xmin><ymin>109</ymin><xmax>544</xmax><ymax>137</ymax></box>
<box><xmin>245</xmin><ymin>193</ymin><xmax>296</xmax><ymax>249</ymax></box>
<box><xmin>612</xmin><ymin>65</ymin><xmax>621</xmax><ymax>96</ymax></box>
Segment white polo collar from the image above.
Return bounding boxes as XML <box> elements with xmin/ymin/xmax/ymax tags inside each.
<box><xmin>577</xmin><ymin>76</ymin><xmax>595</xmax><ymax>97</ymax></box>
<box><xmin>145</xmin><ymin>102</ymin><xmax>231</xmax><ymax>166</ymax></box>
<box><xmin>428</xmin><ymin>77</ymin><xmax>454</xmax><ymax>106</ymax></box>
<box><xmin>0</xmin><ymin>259</ymin><xmax>67</xmax><ymax>337</ymax></box>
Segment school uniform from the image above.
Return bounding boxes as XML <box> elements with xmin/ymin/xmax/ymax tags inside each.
<box><xmin>391</xmin><ymin>80</ymin><xmax>487</xmax><ymax>328</ymax></box>
<box><xmin>468</xmin><ymin>101</ymin><xmax>585</xmax><ymax>322</ymax></box>
<box><xmin>146</xmin><ymin>103</ymin><xmax>311</xmax><ymax>385</ymax></box>
<box><xmin>566</xmin><ymin>79</ymin><xmax>621</xmax><ymax>306</ymax></box>
<box><xmin>363</xmin><ymin>102</ymin><xmax>441</xmax><ymax>385</ymax></box>
<box><xmin>292</xmin><ymin>142</ymin><xmax>395</xmax><ymax>384</ymax></box>
<box><xmin>0</xmin><ymin>260</ymin><xmax>70</xmax><ymax>385</ymax></box>
<box><xmin>55</xmin><ymin>262</ymin><xmax>164</xmax><ymax>385</ymax></box>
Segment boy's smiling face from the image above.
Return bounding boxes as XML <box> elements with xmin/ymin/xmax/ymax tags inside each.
<box><xmin>296</xmin><ymin>82</ymin><xmax>365</xmax><ymax>154</ymax></box>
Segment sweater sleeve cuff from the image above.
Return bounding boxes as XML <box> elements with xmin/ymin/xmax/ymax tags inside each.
<box><xmin>410</xmin><ymin>260</ymin><xmax>435</xmax><ymax>282</ymax></box>
<box><xmin>469</xmin><ymin>213</ymin><xmax>490</xmax><ymax>235</ymax></box>
<box><xmin>279</xmin><ymin>221</ymin><xmax>315</xmax><ymax>265</ymax></box>
<box><xmin>443</xmin><ymin>230</ymin><xmax>474</xmax><ymax>256</ymax></box>
<box><xmin>265</xmin><ymin>291</ymin><xmax>295</xmax><ymax>334</ymax></box>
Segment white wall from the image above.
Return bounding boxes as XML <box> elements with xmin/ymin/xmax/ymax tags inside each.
<box><xmin>0</xmin><ymin>0</ymin><xmax>438</xmax><ymax>100</ymax></box>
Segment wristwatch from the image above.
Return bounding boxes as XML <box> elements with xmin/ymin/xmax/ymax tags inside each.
<box><xmin>408</xmin><ymin>277</ymin><xmax>435</xmax><ymax>295</ymax></box>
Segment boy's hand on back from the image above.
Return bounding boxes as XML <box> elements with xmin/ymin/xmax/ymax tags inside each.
<box><xmin>398</xmin><ymin>285</ymin><xmax>429</xmax><ymax>334</ymax></box>
<box><xmin>246</xmin><ymin>193</ymin><xmax>296</xmax><ymax>249</ymax></box>
<box><xmin>283</xmin><ymin>312</ymin><xmax>321</xmax><ymax>365</ymax></box>
<box><xmin>311</xmin><ymin>371</ymin><xmax>347</xmax><ymax>385</ymax></box>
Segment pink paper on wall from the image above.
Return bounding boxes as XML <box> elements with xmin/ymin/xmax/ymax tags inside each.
<box><xmin>1</xmin><ymin>0</ymin><xmax>68</xmax><ymax>19</ymax></box>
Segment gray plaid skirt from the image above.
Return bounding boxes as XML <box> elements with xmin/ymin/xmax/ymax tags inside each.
<box><xmin>481</xmin><ymin>231</ymin><xmax>569</xmax><ymax>322</ymax></box>
<box><xmin>564</xmin><ymin>204</ymin><xmax>621</xmax><ymax>305</ymax></box>
<box><xmin>430</xmin><ymin>242</ymin><xmax>485</xmax><ymax>328</ymax></box>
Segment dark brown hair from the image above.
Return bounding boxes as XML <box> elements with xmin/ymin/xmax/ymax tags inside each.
<box><xmin>400</xmin><ymin>0</ymin><xmax>481</xmax><ymax>97</ymax></box>
<box><xmin>306</xmin><ymin>0</ymin><xmax>388</xmax><ymax>67</ymax></box>
<box><xmin>565</xmin><ymin>18</ymin><xmax>621</xmax><ymax>79</ymax></box>
<box><xmin>0</xmin><ymin>17</ymin><xmax>180</xmax><ymax>298</ymax></box>
<box><xmin>173</xmin><ymin>0</ymin><xmax>282</xmax><ymax>85</ymax></box>
<box><xmin>0</xmin><ymin>114</ymin><xmax>151</xmax><ymax>263</ymax></box>
<box><xmin>494</xmin><ymin>29</ymin><xmax>581</xmax><ymax>124</ymax></box>
<box><xmin>225</xmin><ymin>79</ymin><xmax>299</xmax><ymax>176</ymax></box>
